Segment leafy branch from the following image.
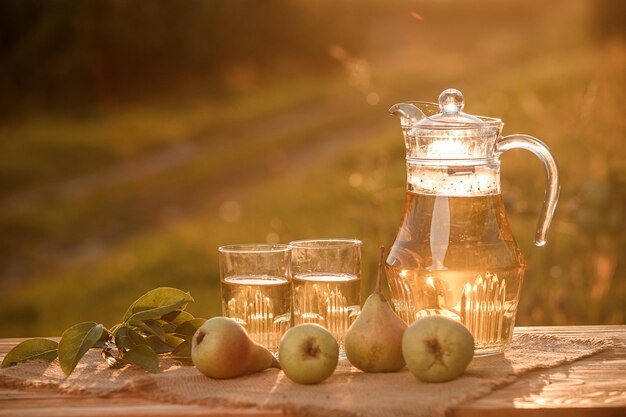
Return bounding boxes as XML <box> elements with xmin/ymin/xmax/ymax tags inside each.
<box><xmin>1</xmin><ymin>287</ymin><xmax>205</xmax><ymax>376</ymax></box>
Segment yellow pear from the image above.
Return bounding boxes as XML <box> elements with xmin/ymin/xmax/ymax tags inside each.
<box><xmin>345</xmin><ymin>246</ymin><xmax>407</xmax><ymax>372</ymax></box>
<box><xmin>402</xmin><ymin>316</ymin><xmax>474</xmax><ymax>382</ymax></box>
<box><xmin>191</xmin><ymin>317</ymin><xmax>279</xmax><ymax>379</ymax></box>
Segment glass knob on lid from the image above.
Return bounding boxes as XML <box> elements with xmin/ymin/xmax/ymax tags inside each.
<box><xmin>439</xmin><ymin>88</ymin><xmax>465</xmax><ymax>114</ymax></box>
<box><xmin>440</xmin><ymin>88</ymin><xmax>464</xmax><ymax>113</ymax></box>
<box><xmin>426</xmin><ymin>88</ymin><xmax>483</xmax><ymax>124</ymax></box>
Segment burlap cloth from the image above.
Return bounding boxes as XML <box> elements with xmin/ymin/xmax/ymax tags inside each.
<box><xmin>0</xmin><ymin>333</ymin><xmax>619</xmax><ymax>417</ymax></box>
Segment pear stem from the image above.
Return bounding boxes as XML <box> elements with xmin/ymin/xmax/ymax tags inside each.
<box><xmin>375</xmin><ymin>245</ymin><xmax>385</xmax><ymax>294</ymax></box>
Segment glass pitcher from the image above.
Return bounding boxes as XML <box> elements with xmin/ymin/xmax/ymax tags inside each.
<box><xmin>386</xmin><ymin>88</ymin><xmax>559</xmax><ymax>355</ymax></box>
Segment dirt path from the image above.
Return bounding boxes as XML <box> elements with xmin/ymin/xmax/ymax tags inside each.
<box><xmin>0</xmin><ymin>96</ymin><xmax>390</xmax><ymax>286</ymax></box>
<box><xmin>2</xmin><ymin>99</ymin><xmax>333</xmax><ymax>206</ymax></box>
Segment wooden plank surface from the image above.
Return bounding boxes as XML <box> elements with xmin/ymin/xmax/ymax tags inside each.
<box><xmin>0</xmin><ymin>326</ymin><xmax>624</xmax><ymax>417</ymax></box>
<box><xmin>452</xmin><ymin>326</ymin><xmax>626</xmax><ymax>417</ymax></box>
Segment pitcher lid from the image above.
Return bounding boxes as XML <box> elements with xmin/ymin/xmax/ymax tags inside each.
<box><xmin>390</xmin><ymin>88</ymin><xmax>502</xmax><ymax>129</ymax></box>
<box><xmin>390</xmin><ymin>88</ymin><xmax>504</xmax><ymax>161</ymax></box>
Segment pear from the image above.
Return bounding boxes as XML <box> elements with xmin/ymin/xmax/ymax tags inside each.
<box><xmin>402</xmin><ymin>316</ymin><xmax>474</xmax><ymax>382</ymax></box>
<box><xmin>344</xmin><ymin>246</ymin><xmax>407</xmax><ymax>372</ymax></box>
<box><xmin>191</xmin><ymin>317</ymin><xmax>279</xmax><ymax>379</ymax></box>
<box><xmin>279</xmin><ymin>323</ymin><xmax>339</xmax><ymax>384</ymax></box>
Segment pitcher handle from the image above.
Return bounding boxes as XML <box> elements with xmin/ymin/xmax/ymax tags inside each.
<box><xmin>496</xmin><ymin>134</ymin><xmax>560</xmax><ymax>247</ymax></box>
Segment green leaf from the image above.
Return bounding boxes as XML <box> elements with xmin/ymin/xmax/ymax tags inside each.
<box><xmin>145</xmin><ymin>334</ymin><xmax>185</xmax><ymax>354</ymax></box>
<box><xmin>161</xmin><ymin>310</ymin><xmax>194</xmax><ymax>324</ymax></box>
<box><xmin>121</xmin><ymin>345</ymin><xmax>160</xmax><ymax>373</ymax></box>
<box><xmin>160</xmin><ymin>310</ymin><xmax>182</xmax><ymax>323</ymax></box>
<box><xmin>114</xmin><ymin>326</ymin><xmax>148</xmax><ymax>350</ymax></box>
<box><xmin>130</xmin><ymin>319</ymin><xmax>166</xmax><ymax>341</ymax></box>
<box><xmin>171</xmin><ymin>311</ymin><xmax>195</xmax><ymax>324</ymax></box>
<box><xmin>174</xmin><ymin>318</ymin><xmax>206</xmax><ymax>340</ymax></box>
<box><xmin>161</xmin><ymin>322</ymin><xmax>176</xmax><ymax>333</ymax></box>
<box><xmin>164</xmin><ymin>334</ymin><xmax>185</xmax><ymax>348</ymax></box>
<box><xmin>160</xmin><ymin>311</ymin><xmax>196</xmax><ymax>333</ymax></box>
<box><xmin>169</xmin><ymin>339</ymin><xmax>192</xmax><ymax>363</ymax></box>
<box><xmin>93</xmin><ymin>328</ymin><xmax>111</xmax><ymax>349</ymax></box>
<box><xmin>1</xmin><ymin>339</ymin><xmax>58</xmax><ymax>368</ymax></box>
<box><xmin>122</xmin><ymin>287</ymin><xmax>194</xmax><ymax>323</ymax></box>
<box><xmin>58</xmin><ymin>322</ymin><xmax>104</xmax><ymax>376</ymax></box>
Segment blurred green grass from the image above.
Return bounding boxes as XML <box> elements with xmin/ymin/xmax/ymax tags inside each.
<box><xmin>0</xmin><ymin>0</ymin><xmax>624</xmax><ymax>336</ymax></box>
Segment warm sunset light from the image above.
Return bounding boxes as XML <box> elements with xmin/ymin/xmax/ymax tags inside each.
<box><xmin>0</xmin><ymin>1</ymin><xmax>625</xmax><ymax>415</ymax></box>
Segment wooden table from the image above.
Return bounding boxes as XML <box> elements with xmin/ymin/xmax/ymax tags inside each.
<box><xmin>1</xmin><ymin>326</ymin><xmax>624</xmax><ymax>417</ymax></box>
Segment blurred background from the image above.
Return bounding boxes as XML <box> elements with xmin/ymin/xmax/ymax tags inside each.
<box><xmin>0</xmin><ymin>0</ymin><xmax>624</xmax><ymax>337</ymax></box>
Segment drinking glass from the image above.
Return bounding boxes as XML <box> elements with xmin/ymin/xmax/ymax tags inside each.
<box><xmin>289</xmin><ymin>239</ymin><xmax>362</xmax><ymax>346</ymax></box>
<box><xmin>219</xmin><ymin>244</ymin><xmax>291</xmax><ymax>353</ymax></box>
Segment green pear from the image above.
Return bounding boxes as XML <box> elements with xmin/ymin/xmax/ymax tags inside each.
<box><xmin>279</xmin><ymin>323</ymin><xmax>339</xmax><ymax>384</ymax></box>
<box><xmin>344</xmin><ymin>246</ymin><xmax>407</xmax><ymax>372</ymax></box>
<box><xmin>191</xmin><ymin>317</ymin><xmax>279</xmax><ymax>379</ymax></box>
<box><xmin>402</xmin><ymin>316</ymin><xmax>474</xmax><ymax>382</ymax></box>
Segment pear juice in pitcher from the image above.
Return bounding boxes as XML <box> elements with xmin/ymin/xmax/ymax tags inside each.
<box><xmin>386</xmin><ymin>192</ymin><xmax>525</xmax><ymax>355</ymax></box>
